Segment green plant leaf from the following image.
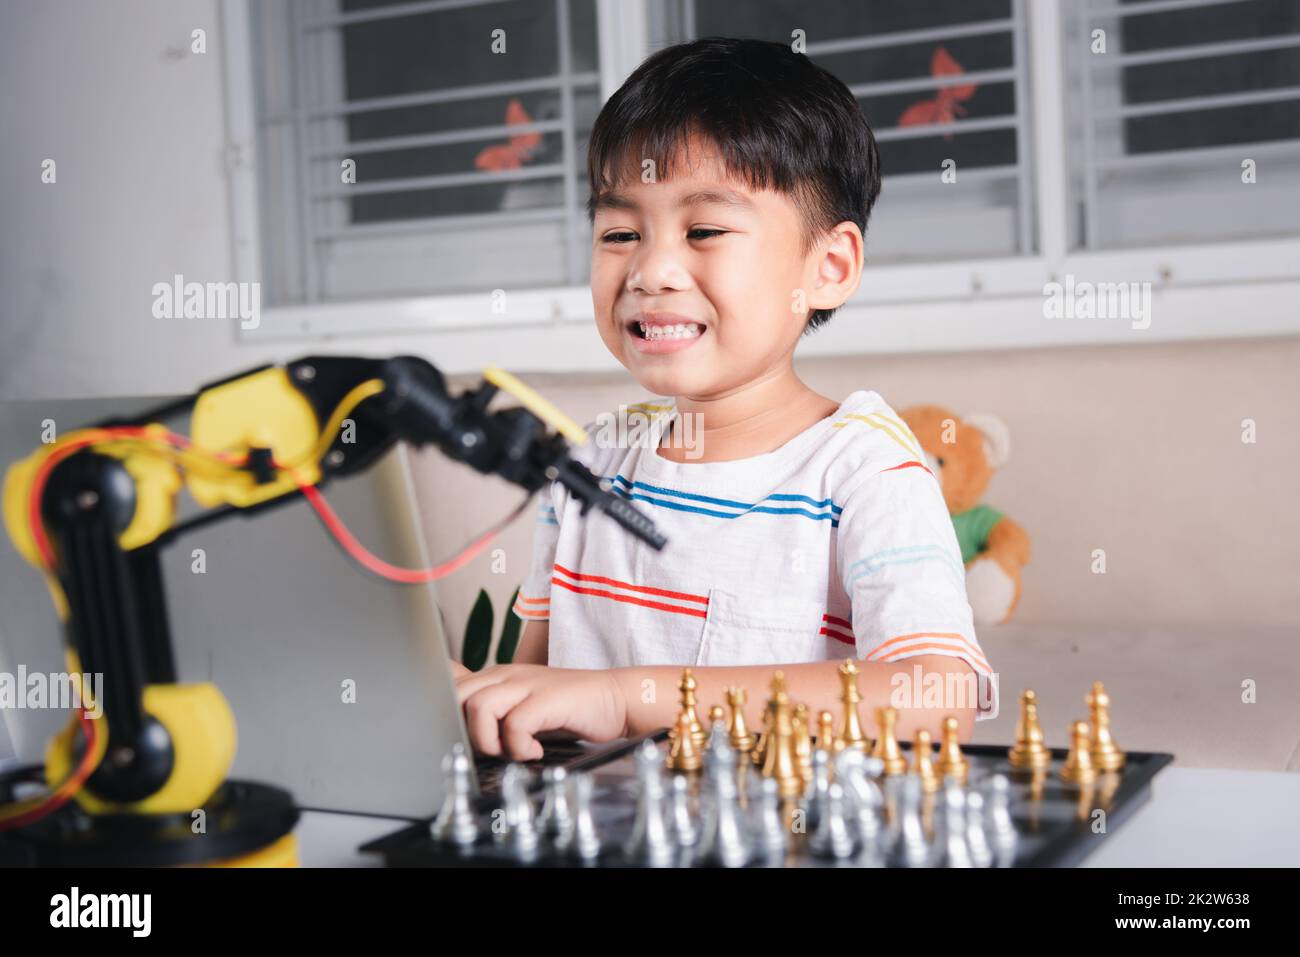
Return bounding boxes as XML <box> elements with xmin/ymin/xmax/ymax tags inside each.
<box><xmin>496</xmin><ymin>586</ymin><xmax>523</xmax><ymax>664</ymax></box>
<box><xmin>462</xmin><ymin>588</ymin><xmax>493</xmax><ymax>672</ymax></box>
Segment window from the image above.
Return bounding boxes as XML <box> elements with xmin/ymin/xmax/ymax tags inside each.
<box><xmin>1065</xmin><ymin>0</ymin><xmax>1300</xmax><ymax>249</ymax></box>
<box><xmin>229</xmin><ymin>0</ymin><xmax>1300</xmax><ymax>357</ymax></box>
<box><xmin>253</xmin><ymin>0</ymin><xmax>600</xmax><ymax>306</ymax></box>
<box><xmin>655</xmin><ymin>0</ymin><xmax>1036</xmax><ymax>262</ymax></box>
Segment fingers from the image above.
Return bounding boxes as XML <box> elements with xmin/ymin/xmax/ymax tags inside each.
<box><xmin>462</xmin><ymin>681</ymin><xmax>532</xmax><ymax>758</ymax></box>
<box><xmin>454</xmin><ymin>666</ymin><xmax>509</xmax><ymax>705</ymax></box>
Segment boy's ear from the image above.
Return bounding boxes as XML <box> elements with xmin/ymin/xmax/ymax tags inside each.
<box><xmin>807</xmin><ymin>221</ymin><xmax>864</xmax><ymax>312</ymax></box>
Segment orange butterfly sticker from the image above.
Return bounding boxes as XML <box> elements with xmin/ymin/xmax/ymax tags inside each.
<box><xmin>474</xmin><ymin>98</ymin><xmax>543</xmax><ymax>171</ymax></box>
<box><xmin>897</xmin><ymin>47</ymin><xmax>978</xmax><ymax>140</ymax></box>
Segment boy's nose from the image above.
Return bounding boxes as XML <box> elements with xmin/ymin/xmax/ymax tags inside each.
<box><xmin>625</xmin><ymin>248</ymin><xmax>692</xmax><ymax>295</ymax></box>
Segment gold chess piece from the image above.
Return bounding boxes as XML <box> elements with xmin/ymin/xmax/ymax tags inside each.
<box><xmin>935</xmin><ymin>715</ymin><xmax>970</xmax><ymax>785</ymax></box>
<box><xmin>793</xmin><ymin>703</ymin><xmax>813</xmax><ymax>789</ymax></box>
<box><xmin>751</xmin><ymin>713</ymin><xmax>769</xmax><ymax>767</ymax></box>
<box><xmin>911</xmin><ymin>729</ymin><xmax>941</xmax><ymax>793</ymax></box>
<box><xmin>816</xmin><ymin>710</ymin><xmax>837</xmax><ymax>753</ymax></box>
<box><xmin>1086</xmin><ymin>681</ymin><xmax>1126</xmax><ymax>772</ymax></box>
<box><xmin>871</xmin><ymin>706</ymin><xmax>907</xmax><ymax>775</ymax></box>
<box><xmin>1060</xmin><ymin>720</ymin><xmax>1098</xmax><ymax>784</ymax></box>
<box><xmin>665</xmin><ymin>707</ymin><xmax>702</xmax><ymax>772</ymax></box>
<box><xmin>758</xmin><ymin>672</ymin><xmax>803</xmax><ymax>799</ymax></box>
<box><xmin>725</xmin><ymin>687</ymin><xmax>756</xmax><ymax>757</ymax></box>
<box><xmin>836</xmin><ymin>660</ymin><xmax>871</xmax><ymax>752</ymax></box>
<box><xmin>708</xmin><ymin>704</ymin><xmax>726</xmax><ymax>738</ymax></box>
<box><xmin>1008</xmin><ymin>689</ymin><xmax>1052</xmax><ymax>770</ymax></box>
<box><xmin>675</xmin><ymin>668</ymin><xmax>707</xmax><ymax>753</ymax></box>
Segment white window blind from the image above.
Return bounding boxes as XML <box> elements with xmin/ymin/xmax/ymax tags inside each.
<box><xmin>1067</xmin><ymin>0</ymin><xmax>1300</xmax><ymax>250</ymax></box>
<box><xmin>659</xmin><ymin>0</ymin><xmax>1036</xmax><ymax>262</ymax></box>
<box><xmin>253</xmin><ymin>0</ymin><xmax>601</xmax><ymax>307</ymax></box>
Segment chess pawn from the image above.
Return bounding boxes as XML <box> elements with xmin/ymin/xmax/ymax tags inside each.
<box><xmin>676</xmin><ymin>668</ymin><xmax>707</xmax><ymax>752</ymax></box>
<box><xmin>625</xmin><ymin>740</ymin><xmax>675</xmax><ymax>867</ymax></box>
<box><xmin>751</xmin><ymin>776</ymin><xmax>790</xmax><ymax>862</ymax></box>
<box><xmin>837</xmin><ymin>660</ymin><xmax>871</xmax><ymax>752</ymax></box>
<box><xmin>871</xmin><ymin>707</ymin><xmax>908</xmax><ymax>775</ymax></box>
<box><xmin>708</xmin><ymin>704</ymin><xmax>727</xmax><ymax>742</ymax></box>
<box><xmin>964</xmin><ymin>791</ymin><xmax>995</xmax><ymax>868</ymax></box>
<box><xmin>695</xmin><ymin>734</ymin><xmax>751</xmax><ymax>868</ymax></box>
<box><xmin>666</xmin><ymin>706</ymin><xmax>703</xmax><ymax>772</ymax></box>
<box><xmin>668</xmin><ymin>772</ymin><xmax>698</xmax><ymax>848</ymax></box>
<box><xmin>911</xmin><ymin>729</ymin><xmax>941</xmax><ymax>794</ymax></box>
<box><xmin>809</xmin><ymin>781</ymin><xmax>856</xmax><ymax>860</ymax></box>
<box><xmin>793</xmin><ymin>703</ymin><xmax>814</xmax><ymax>792</ymax></box>
<box><xmin>1086</xmin><ymin>681</ymin><xmax>1126</xmax><ymax>772</ymax></box>
<box><xmin>493</xmin><ymin>763</ymin><xmax>540</xmax><ymax>860</ymax></box>
<box><xmin>725</xmin><ymin>687</ymin><xmax>756</xmax><ymax>757</ymax></box>
<box><xmin>935</xmin><ymin>715</ymin><xmax>971</xmax><ymax>785</ymax></box>
<box><xmin>565</xmin><ymin>772</ymin><xmax>601</xmax><ymax>862</ymax></box>
<box><xmin>817</xmin><ymin>710</ymin><xmax>837</xmax><ymax>754</ymax></box>
<box><xmin>1060</xmin><ymin>720</ymin><xmax>1098</xmax><ymax>784</ymax></box>
<box><xmin>807</xmin><ymin>748</ymin><xmax>833</xmax><ymax>830</ymax></box>
<box><xmin>758</xmin><ymin>672</ymin><xmax>803</xmax><ymax>800</ymax></box>
<box><xmin>834</xmin><ymin>749</ymin><xmax>884</xmax><ymax>849</ymax></box>
<box><xmin>933</xmin><ymin>779</ymin><xmax>972</xmax><ymax>868</ymax></box>
<box><xmin>1008</xmin><ymin>689</ymin><xmax>1053</xmax><ymax>770</ymax></box>
<box><xmin>536</xmin><ymin>767</ymin><xmax>575</xmax><ymax>842</ymax></box>
<box><xmin>430</xmin><ymin>743</ymin><xmax>479</xmax><ymax>848</ymax></box>
<box><xmin>890</xmin><ymin>774</ymin><xmax>932</xmax><ymax>868</ymax></box>
<box><xmin>982</xmin><ymin>774</ymin><xmax>1018</xmax><ymax>865</ymax></box>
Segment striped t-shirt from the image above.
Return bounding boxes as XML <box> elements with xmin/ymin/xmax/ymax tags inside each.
<box><xmin>513</xmin><ymin>390</ymin><xmax>998</xmax><ymax>720</ymax></box>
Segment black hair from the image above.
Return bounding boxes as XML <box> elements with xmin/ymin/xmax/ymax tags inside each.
<box><xmin>586</xmin><ymin>36</ymin><xmax>882</xmax><ymax>333</ymax></box>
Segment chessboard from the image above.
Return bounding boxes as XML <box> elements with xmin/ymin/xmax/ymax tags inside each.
<box><xmin>361</xmin><ymin>671</ymin><xmax>1173</xmax><ymax>869</ymax></box>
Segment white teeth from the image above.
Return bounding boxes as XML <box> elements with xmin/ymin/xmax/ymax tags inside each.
<box><xmin>638</xmin><ymin>321</ymin><xmax>703</xmax><ymax>340</ymax></box>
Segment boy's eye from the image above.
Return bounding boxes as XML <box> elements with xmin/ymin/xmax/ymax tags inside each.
<box><xmin>599</xmin><ymin>229</ymin><xmax>728</xmax><ymax>244</ymax></box>
<box><xmin>687</xmin><ymin>228</ymin><xmax>726</xmax><ymax>240</ymax></box>
<box><xmin>601</xmin><ymin>231</ymin><xmax>638</xmax><ymax>244</ymax></box>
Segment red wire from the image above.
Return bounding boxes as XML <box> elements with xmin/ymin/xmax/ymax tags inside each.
<box><xmin>293</xmin><ymin>476</ymin><xmax>526</xmax><ymax>584</ymax></box>
<box><xmin>0</xmin><ymin>708</ymin><xmax>99</xmax><ymax>831</ymax></box>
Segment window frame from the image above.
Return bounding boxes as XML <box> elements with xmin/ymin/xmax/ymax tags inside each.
<box><xmin>221</xmin><ymin>0</ymin><xmax>1300</xmax><ymax>373</ymax></box>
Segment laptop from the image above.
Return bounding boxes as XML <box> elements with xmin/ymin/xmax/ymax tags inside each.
<box><xmin>0</xmin><ymin>394</ymin><xmax>625</xmax><ymax>821</ymax></box>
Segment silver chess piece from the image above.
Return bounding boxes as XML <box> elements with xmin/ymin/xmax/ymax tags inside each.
<box><xmin>562</xmin><ymin>772</ymin><xmax>602</xmax><ymax>862</ymax></box>
<box><xmin>750</xmin><ymin>776</ymin><xmax>790</xmax><ymax>862</ymax></box>
<box><xmin>934</xmin><ymin>779</ymin><xmax>973</xmax><ymax>868</ymax></box>
<box><xmin>889</xmin><ymin>774</ymin><xmax>932</xmax><ymax>868</ymax></box>
<box><xmin>807</xmin><ymin>748</ymin><xmax>833</xmax><ymax>831</ymax></box>
<box><xmin>536</xmin><ymin>767</ymin><xmax>575</xmax><ymax>844</ymax></box>
<box><xmin>493</xmin><ymin>763</ymin><xmax>539</xmax><ymax>860</ymax></box>
<box><xmin>983</xmin><ymin>773</ymin><xmax>1018</xmax><ymax>866</ymax></box>
<box><xmin>668</xmin><ymin>772</ymin><xmax>699</xmax><ymax>847</ymax></box>
<box><xmin>964</xmin><ymin>790</ymin><xmax>995</xmax><ymax>868</ymax></box>
<box><xmin>429</xmin><ymin>742</ymin><xmax>479</xmax><ymax>848</ymax></box>
<box><xmin>834</xmin><ymin>749</ymin><xmax>885</xmax><ymax>848</ymax></box>
<box><xmin>624</xmin><ymin>739</ymin><xmax>676</xmax><ymax>867</ymax></box>
<box><xmin>809</xmin><ymin>781</ymin><xmax>856</xmax><ymax>860</ymax></box>
<box><xmin>695</xmin><ymin>734</ymin><xmax>751</xmax><ymax>868</ymax></box>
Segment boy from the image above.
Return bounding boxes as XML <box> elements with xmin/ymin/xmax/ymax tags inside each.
<box><xmin>452</xmin><ymin>37</ymin><xmax>996</xmax><ymax>760</ymax></box>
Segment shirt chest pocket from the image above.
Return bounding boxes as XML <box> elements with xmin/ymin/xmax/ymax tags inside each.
<box><xmin>696</xmin><ymin>588</ymin><xmax>829</xmax><ymax>668</ymax></box>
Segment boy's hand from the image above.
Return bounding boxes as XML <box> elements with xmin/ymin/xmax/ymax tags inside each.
<box><xmin>454</xmin><ymin>664</ymin><xmax>628</xmax><ymax>761</ymax></box>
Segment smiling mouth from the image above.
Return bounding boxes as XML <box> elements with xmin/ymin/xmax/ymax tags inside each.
<box><xmin>626</xmin><ymin>319</ymin><xmax>707</xmax><ymax>341</ymax></box>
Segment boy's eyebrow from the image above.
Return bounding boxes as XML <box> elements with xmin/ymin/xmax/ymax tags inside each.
<box><xmin>592</xmin><ymin>188</ymin><xmax>757</xmax><ymax>214</ymax></box>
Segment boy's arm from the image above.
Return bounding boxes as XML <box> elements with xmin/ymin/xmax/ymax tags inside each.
<box><xmin>512</xmin><ymin>619</ymin><xmax>550</xmax><ymax>665</ymax></box>
<box><xmin>611</xmin><ymin>654</ymin><xmax>977</xmax><ymax>744</ymax></box>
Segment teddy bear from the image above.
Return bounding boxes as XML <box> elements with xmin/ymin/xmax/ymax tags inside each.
<box><xmin>899</xmin><ymin>405</ymin><xmax>1031</xmax><ymax>625</ymax></box>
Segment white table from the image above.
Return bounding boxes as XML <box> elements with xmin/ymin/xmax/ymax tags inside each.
<box><xmin>293</xmin><ymin>767</ymin><xmax>1300</xmax><ymax>867</ymax></box>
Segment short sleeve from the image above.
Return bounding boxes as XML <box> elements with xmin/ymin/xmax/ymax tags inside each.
<box><xmin>512</xmin><ymin>483</ymin><xmax>562</xmax><ymax>622</ymax></box>
<box><xmin>835</xmin><ymin>462</ymin><xmax>999</xmax><ymax>720</ymax></box>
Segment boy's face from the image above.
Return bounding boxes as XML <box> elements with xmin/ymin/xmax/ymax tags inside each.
<box><xmin>590</xmin><ymin>137</ymin><xmax>853</xmax><ymax>399</ymax></box>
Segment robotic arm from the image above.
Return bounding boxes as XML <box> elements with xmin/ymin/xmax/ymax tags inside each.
<box><xmin>0</xmin><ymin>355</ymin><xmax>665</xmax><ymax>864</ymax></box>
